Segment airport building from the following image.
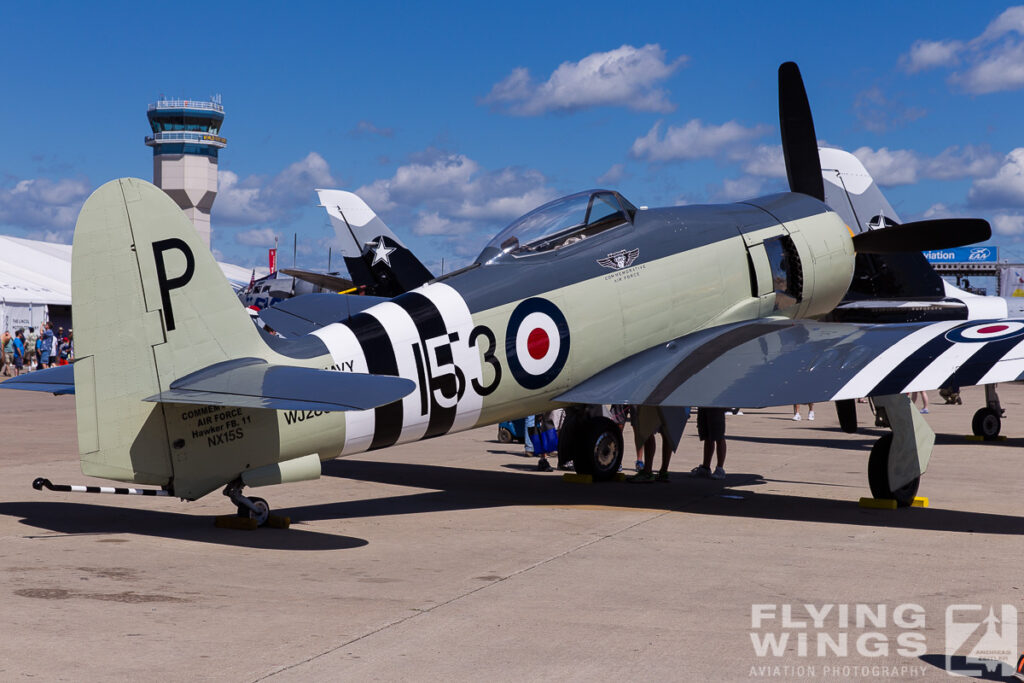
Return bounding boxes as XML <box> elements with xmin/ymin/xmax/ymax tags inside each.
<box><xmin>145</xmin><ymin>97</ymin><xmax>227</xmax><ymax>248</ymax></box>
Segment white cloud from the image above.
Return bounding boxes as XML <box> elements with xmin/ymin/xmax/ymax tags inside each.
<box><xmin>714</xmin><ymin>176</ymin><xmax>765</xmax><ymax>202</ymax></box>
<box><xmin>969</xmin><ymin>148</ymin><xmax>1024</xmax><ymax>207</ymax></box>
<box><xmin>234</xmin><ymin>227</ymin><xmax>279</xmax><ymax>246</ymax></box>
<box><xmin>597</xmin><ymin>163</ymin><xmax>626</xmax><ymax>185</ymax></box>
<box><xmin>742</xmin><ymin>145</ymin><xmax>786</xmax><ymax>178</ymax></box>
<box><xmin>350</xmin><ymin>120</ymin><xmax>394</xmax><ymax>138</ymax></box>
<box><xmin>351</xmin><ymin>148</ymin><xmax>557</xmax><ymax>248</ymax></box>
<box><xmin>853</xmin><ymin>145</ymin><xmax>1001</xmax><ymax>186</ymax></box>
<box><xmin>952</xmin><ymin>42</ymin><xmax>1024</xmax><ymax>94</ymax></box>
<box><xmin>630</xmin><ymin>119</ymin><xmax>771</xmax><ymax>162</ymax></box>
<box><xmin>902</xmin><ymin>7</ymin><xmax>1024</xmax><ymax>94</ymax></box>
<box><xmin>993</xmin><ymin>213</ymin><xmax>1024</xmax><ymax>236</ymax></box>
<box><xmin>483</xmin><ymin>44</ymin><xmax>687</xmax><ymax>115</ymax></box>
<box><xmin>0</xmin><ymin>177</ymin><xmax>91</xmax><ymax>239</ymax></box>
<box><xmin>215</xmin><ymin>152</ymin><xmax>337</xmax><ymax>226</ymax></box>
<box><xmin>901</xmin><ymin>40</ymin><xmax>964</xmax><ymax>73</ymax></box>
<box><xmin>853</xmin><ymin>86</ymin><xmax>927</xmax><ymax>133</ymax></box>
<box><xmin>922</xmin><ymin>203</ymin><xmax>954</xmax><ymax>219</ymax></box>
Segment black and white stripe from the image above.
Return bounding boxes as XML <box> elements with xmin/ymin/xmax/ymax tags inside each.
<box><xmin>33</xmin><ymin>478</ymin><xmax>170</xmax><ymax>496</ymax></box>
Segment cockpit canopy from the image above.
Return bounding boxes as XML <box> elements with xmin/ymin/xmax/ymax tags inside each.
<box><xmin>478</xmin><ymin>189</ymin><xmax>636</xmax><ymax>264</ymax></box>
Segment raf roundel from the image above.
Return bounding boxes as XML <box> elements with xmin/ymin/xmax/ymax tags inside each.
<box><xmin>945</xmin><ymin>321</ymin><xmax>1024</xmax><ymax>344</ymax></box>
<box><xmin>505</xmin><ymin>298</ymin><xmax>570</xmax><ymax>389</ymax></box>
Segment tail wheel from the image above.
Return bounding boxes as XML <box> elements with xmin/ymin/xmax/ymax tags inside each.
<box><xmin>573</xmin><ymin>417</ymin><xmax>623</xmax><ymax>481</ymax></box>
<box><xmin>237</xmin><ymin>496</ymin><xmax>271</xmax><ymax>526</ymax></box>
<box><xmin>971</xmin><ymin>407</ymin><xmax>1001</xmax><ymax>440</ymax></box>
<box><xmin>867</xmin><ymin>434</ymin><xmax>919</xmax><ymax>507</ymax></box>
<box><xmin>497</xmin><ymin>427</ymin><xmax>513</xmax><ymax>443</ymax></box>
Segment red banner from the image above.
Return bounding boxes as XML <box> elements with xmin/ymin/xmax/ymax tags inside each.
<box><xmin>268</xmin><ymin>248</ymin><xmax>277</xmax><ymax>273</ymax></box>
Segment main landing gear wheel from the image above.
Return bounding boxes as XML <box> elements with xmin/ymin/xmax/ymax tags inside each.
<box><xmin>557</xmin><ymin>411</ymin><xmax>584</xmax><ymax>469</ymax></box>
<box><xmin>867</xmin><ymin>433</ymin><xmax>919</xmax><ymax>507</ymax></box>
<box><xmin>572</xmin><ymin>416</ymin><xmax>623</xmax><ymax>481</ymax></box>
<box><xmin>237</xmin><ymin>496</ymin><xmax>270</xmax><ymax>526</ymax></box>
<box><xmin>971</xmin><ymin>407</ymin><xmax>1001</xmax><ymax>440</ymax></box>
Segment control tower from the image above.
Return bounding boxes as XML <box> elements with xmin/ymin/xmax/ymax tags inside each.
<box><xmin>145</xmin><ymin>98</ymin><xmax>226</xmax><ymax>248</ymax></box>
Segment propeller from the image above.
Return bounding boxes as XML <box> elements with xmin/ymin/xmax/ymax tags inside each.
<box><xmin>852</xmin><ymin>218</ymin><xmax>991</xmax><ymax>253</ymax></box>
<box><xmin>778</xmin><ymin>61</ymin><xmax>992</xmax><ymax>253</ymax></box>
<box><xmin>779</xmin><ymin>61</ymin><xmax>824</xmax><ymax>202</ymax></box>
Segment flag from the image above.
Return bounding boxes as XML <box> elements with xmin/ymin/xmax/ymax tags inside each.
<box><xmin>248</xmin><ymin>268</ymin><xmax>256</xmax><ymax>289</ymax></box>
<box><xmin>269</xmin><ymin>248</ymin><xmax>277</xmax><ymax>274</ymax></box>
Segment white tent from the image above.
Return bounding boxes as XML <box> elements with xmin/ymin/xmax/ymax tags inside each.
<box><xmin>0</xmin><ymin>234</ymin><xmax>263</xmax><ymax>333</ymax></box>
<box><xmin>0</xmin><ymin>236</ymin><xmax>72</xmax><ymax>332</ymax></box>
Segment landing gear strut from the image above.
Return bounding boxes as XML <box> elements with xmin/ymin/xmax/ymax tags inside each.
<box><xmin>223</xmin><ymin>480</ymin><xmax>271</xmax><ymax>526</ymax></box>
<box><xmin>972</xmin><ymin>384</ymin><xmax>1004</xmax><ymax>440</ymax></box>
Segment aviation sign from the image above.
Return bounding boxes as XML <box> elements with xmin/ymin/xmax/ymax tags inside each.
<box><xmin>923</xmin><ymin>247</ymin><xmax>998</xmax><ymax>263</ymax></box>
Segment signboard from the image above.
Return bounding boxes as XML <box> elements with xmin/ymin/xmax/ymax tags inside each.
<box><xmin>923</xmin><ymin>246</ymin><xmax>998</xmax><ymax>263</ymax></box>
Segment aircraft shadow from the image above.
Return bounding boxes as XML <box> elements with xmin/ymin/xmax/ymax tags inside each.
<box><xmin>300</xmin><ymin>459</ymin><xmax>1024</xmax><ymax>535</ymax></box>
<box><xmin>0</xmin><ymin>501</ymin><xmax>367</xmax><ymax>551</ymax></box>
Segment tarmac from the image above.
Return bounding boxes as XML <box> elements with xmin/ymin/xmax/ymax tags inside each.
<box><xmin>1</xmin><ymin>379</ymin><xmax>1023</xmax><ymax>681</ymax></box>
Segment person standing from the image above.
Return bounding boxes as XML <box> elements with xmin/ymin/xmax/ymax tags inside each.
<box><xmin>39</xmin><ymin>323</ymin><xmax>53</xmax><ymax>369</ymax></box>
<box><xmin>24</xmin><ymin>327</ymin><xmax>37</xmax><ymax>372</ymax></box>
<box><xmin>692</xmin><ymin>407</ymin><xmax>728</xmax><ymax>480</ymax></box>
<box><xmin>10</xmin><ymin>330</ymin><xmax>25</xmax><ymax>377</ymax></box>
<box><xmin>792</xmin><ymin>403</ymin><xmax>815</xmax><ymax>421</ymax></box>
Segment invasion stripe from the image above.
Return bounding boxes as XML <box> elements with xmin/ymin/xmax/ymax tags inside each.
<box><xmin>365</xmin><ymin>301</ymin><xmax>431</xmax><ymax>445</ymax></box>
<box><xmin>867</xmin><ymin>333</ymin><xmax>957</xmax><ymax>396</ymax></box>
<box><xmin>311</xmin><ymin>323</ymin><xmax>374</xmax><ymax>454</ymax></box>
<box><xmin>392</xmin><ymin>292</ymin><xmax>458</xmax><ymax>439</ymax></box>
<box><xmin>347</xmin><ymin>313</ymin><xmax>403</xmax><ymax>450</ymax></box>
<box><xmin>901</xmin><ymin>341</ymin><xmax>988</xmax><ymax>393</ymax></box>
<box><xmin>976</xmin><ymin>337</ymin><xmax>1024</xmax><ymax>385</ymax></box>
<box><xmin>943</xmin><ymin>335</ymin><xmax>1024</xmax><ymax>388</ymax></box>
<box><xmin>414</xmin><ymin>283</ymin><xmax>484</xmax><ymax>433</ymax></box>
<box><xmin>833</xmin><ymin>320</ymin><xmax>960</xmax><ymax>400</ymax></box>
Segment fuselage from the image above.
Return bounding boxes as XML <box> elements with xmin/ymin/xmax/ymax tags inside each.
<box><xmin>243</xmin><ymin>191</ymin><xmax>855</xmax><ymax>466</ymax></box>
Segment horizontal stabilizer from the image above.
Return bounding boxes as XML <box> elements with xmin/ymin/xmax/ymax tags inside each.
<box><xmin>143</xmin><ymin>357</ymin><xmax>414</xmax><ymax>411</ymax></box>
<box><xmin>0</xmin><ymin>365</ymin><xmax>75</xmax><ymax>394</ymax></box>
<box><xmin>259</xmin><ymin>293</ymin><xmax>389</xmax><ymax>337</ymax></box>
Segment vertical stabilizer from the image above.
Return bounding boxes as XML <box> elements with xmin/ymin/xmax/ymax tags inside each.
<box><xmin>72</xmin><ymin>178</ymin><xmax>268</xmax><ymax>485</ymax></box>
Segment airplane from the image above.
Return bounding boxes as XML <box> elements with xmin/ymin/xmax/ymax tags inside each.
<box><xmin>1</xmin><ymin>62</ymin><xmax>1015</xmax><ymax>527</ymax></box>
<box><xmin>236</xmin><ymin>189</ymin><xmax>434</xmax><ymax>314</ymax></box>
<box><xmin>818</xmin><ymin>147</ymin><xmax>1015</xmax><ymax>438</ymax></box>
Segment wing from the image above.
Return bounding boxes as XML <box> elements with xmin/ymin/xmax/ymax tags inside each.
<box><xmin>280</xmin><ymin>268</ymin><xmax>355</xmax><ymax>293</ymax></box>
<box><xmin>143</xmin><ymin>357</ymin><xmax>414</xmax><ymax>411</ymax></box>
<box><xmin>558</xmin><ymin>318</ymin><xmax>1024</xmax><ymax>408</ymax></box>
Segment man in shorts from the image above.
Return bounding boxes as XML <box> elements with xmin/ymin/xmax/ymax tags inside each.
<box><xmin>692</xmin><ymin>407</ymin><xmax>728</xmax><ymax>480</ymax></box>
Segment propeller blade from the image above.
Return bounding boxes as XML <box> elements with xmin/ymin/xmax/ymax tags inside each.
<box><xmin>852</xmin><ymin>218</ymin><xmax>992</xmax><ymax>254</ymax></box>
<box><xmin>778</xmin><ymin>62</ymin><xmax>824</xmax><ymax>202</ymax></box>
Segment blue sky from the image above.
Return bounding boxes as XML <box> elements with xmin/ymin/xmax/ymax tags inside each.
<box><xmin>3</xmin><ymin>1</ymin><xmax>1024</xmax><ymax>274</ymax></box>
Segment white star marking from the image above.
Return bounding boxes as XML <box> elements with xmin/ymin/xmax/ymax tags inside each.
<box><xmin>369</xmin><ymin>237</ymin><xmax>396</xmax><ymax>267</ymax></box>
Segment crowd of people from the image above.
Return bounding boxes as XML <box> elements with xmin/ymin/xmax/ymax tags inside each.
<box><xmin>0</xmin><ymin>322</ymin><xmax>73</xmax><ymax>377</ymax></box>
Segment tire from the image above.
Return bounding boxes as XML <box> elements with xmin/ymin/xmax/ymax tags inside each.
<box><xmin>573</xmin><ymin>416</ymin><xmax>623</xmax><ymax>481</ymax></box>
<box><xmin>971</xmin><ymin>407</ymin><xmax>1001</xmax><ymax>440</ymax></box>
<box><xmin>497</xmin><ymin>427</ymin><xmax>513</xmax><ymax>444</ymax></box>
<box><xmin>237</xmin><ymin>496</ymin><xmax>270</xmax><ymax>526</ymax></box>
<box><xmin>867</xmin><ymin>434</ymin><xmax>919</xmax><ymax>507</ymax></box>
